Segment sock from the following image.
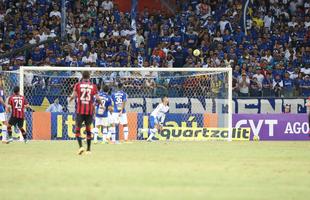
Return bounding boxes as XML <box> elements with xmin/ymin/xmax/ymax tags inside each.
<box><xmin>107</xmin><ymin>128</ymin><xmax>111</xmax><ymax>140</ymax></box>
<box><xmin>86</xmin><ymin>135</ymin><xmax>91</xmax><ymax>151</ymax></box>
<box><xmin>115</xmin><ymin>124</ymin><xmax>119</xmax><ymax>141</ymax></box>
<box><xmin>86</xmin><ymin>126</ymin><xmax>91</xmax><ymax>151</ymax></box>
<box><xmin>20</xmin><ymin>128</ymin><xmax>27</xmax><ymax>140</ymax></box>
<box><xmin>92</xmin><ymin>127</ymin><xmax>99</xmax><ymax>142</ymax></box>
<box><xmin>7</xmin><ymin>125</ymin><xmax>12</xmax><ymax>138</ymax></box>
<box><xmin>102</xmin><ymin>127</ymin><xmax>108</xmax><ymax>141</ymax></box>
<box><xmin>147</xmin><ymin>128</ymin><xmax>157</xmax><ymax>140</ymax></box>
<box><xmin>1</xmin><ymin>125</ymin><xmax>7</xmax><ymax>141</ymax></box>
<box><xmin>75</xmin><ymin>129</ymin><xmax>82</xmax><ymax>148</ymax></box>
<box><xmin>110</xmin><ymin>127</ymin><xmax>116</xmax><ymax>142</ymax></box>
<box><xmin>123</xmin><ymin>126</ymin><xmax>129</xmax><ymax>141</ymax></box>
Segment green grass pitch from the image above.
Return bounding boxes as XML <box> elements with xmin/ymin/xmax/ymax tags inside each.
<box><xmin>0</xmin><ymin>141</ymin><xmax>309</xmax><ymax>200</ymax></box>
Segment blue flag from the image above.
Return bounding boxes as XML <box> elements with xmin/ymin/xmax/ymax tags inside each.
<box><xmin>131</xmin><ymin>0</ymin><xmax>138</xmax><ymax>49</ymax></box>
<box><xmin>241</xmin><ymin>0</ymin><xmax>254</xmax><ymax>35</ymax></box>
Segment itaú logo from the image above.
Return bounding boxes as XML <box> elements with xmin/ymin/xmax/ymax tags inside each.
<box><xmin>235</xmin><ymin>120</ymin><xmax>278</xmax><ymax>137</ymax></box>
<box><xmin>284</xmin><ymin>122</ymin><xmax>309</xmax><ymax>134</ymax></box>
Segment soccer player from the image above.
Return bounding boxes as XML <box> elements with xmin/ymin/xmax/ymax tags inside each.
<box><xmin>69</xmin><ymin>71</ymin><xmax>101</xmax><ymax>155</ymax></box>
<box><xmin>0</xmin><ymin>79</ymin><xmax>8</xmax><ymax>143</ymax></box>
<box><xmin>6</xmin><ymin>86</ymin><xmax>30</xmax><ymax>143</ymax></box>
<box><xmin>111</xmin><ymin>82</ymin><xmax>129</xmax><ymax>142</ymax></box>
<box><xmin>145</xmin><ymin>96</ymin><xmax>169</xmax><ymax>142</ymax></box>
<box><xmin>92</xmin><ymin>85</ymin><xmax>114</xmax><ymax>144</ymax></box>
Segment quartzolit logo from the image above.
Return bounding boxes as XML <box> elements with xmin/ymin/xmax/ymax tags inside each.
<box><xmin>157</xmin><ymin>127</ymin><xmax>250</xmax><ymax>141</ymax></box>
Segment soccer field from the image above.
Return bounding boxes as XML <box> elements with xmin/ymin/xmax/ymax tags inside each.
<box><xmin>0</xmin><ymin>141</ymin><xmax>309</xmax><ymax>200</ymax></box>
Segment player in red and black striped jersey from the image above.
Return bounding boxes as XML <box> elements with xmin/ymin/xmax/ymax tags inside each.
<box><xmin>6</xmin><ymin>86</ymin><xmax>30</xmax><ymax>143</ymax></box>
<box><xmin>69</xmin><ymin>71</ymin><xmax>102</xmax><ymax>155</ymax></box>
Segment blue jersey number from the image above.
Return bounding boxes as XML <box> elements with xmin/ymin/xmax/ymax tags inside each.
<box><xmin>97</xmin><ymin>97</ymin><xmax>106</xmax><ymax>115</ymax></box>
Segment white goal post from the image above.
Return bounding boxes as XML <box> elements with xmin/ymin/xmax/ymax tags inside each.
<box><xmin>18</xmin><ymin>66</ymin><xmax>233</xmax><ymax>141</ymax></box>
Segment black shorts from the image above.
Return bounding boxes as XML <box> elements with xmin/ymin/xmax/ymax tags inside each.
<box><xmin>76</xmin><ymin>114</ymin><xmax>93</xmax><ymax>128</ymax></box>
<box><xmin>8</xmin><ymin>117</ymin><xmax>24</xmax><ymax>128</ymax></box>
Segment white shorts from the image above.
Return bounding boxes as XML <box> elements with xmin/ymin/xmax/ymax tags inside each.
<box><xmin>112</xmin><ymin>113</ymin><xmax>128</xmax><ymax>125</ymax></box>
<box><xmin>95</xmin><ymin>112</ymin><xmax>116</xmax><ymax>127</ymax></box>
<box><xmin>0</xmin><ymin>113</ymin><xmax>6</xmax><ymax>122</ymax></box>
<box><xmin>95</xmin><ymin>117</ymin><xmax>109</xmax><ymax>127</ymax></box>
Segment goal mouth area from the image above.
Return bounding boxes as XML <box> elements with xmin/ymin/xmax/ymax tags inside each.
<box><xmin>6</xmin><ymin>66</ymin><xmax>234</xmax><ymax>141</ymax></box>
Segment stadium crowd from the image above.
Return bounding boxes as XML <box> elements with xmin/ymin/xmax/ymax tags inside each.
<box><xmin>0</xmin><ymin>0</ymin><xmax>310</xmax><ymax>98</ymax></box>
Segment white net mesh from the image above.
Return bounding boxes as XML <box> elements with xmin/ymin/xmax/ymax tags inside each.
<box><xmin>1</xmin><ymin>68</ymin><xmax>233</xmax><ymax>141</ymax></box>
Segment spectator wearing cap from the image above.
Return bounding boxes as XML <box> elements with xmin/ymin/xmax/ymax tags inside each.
<box><xmin>253</xmin><ymin>67</ymin><xmax>265</xmax><ymax>85</ymax></box>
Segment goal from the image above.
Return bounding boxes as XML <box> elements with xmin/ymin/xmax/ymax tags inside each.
<box><xmin>3</xmin><ymin>67</ymin><xmax>233</xmax><ymax>141</ymax></box>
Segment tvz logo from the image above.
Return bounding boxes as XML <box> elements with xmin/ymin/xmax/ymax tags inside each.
<box><xmin>235</xmin><ymin>120</ymin><xmax>278</xmax><ymax>137</ymax></box>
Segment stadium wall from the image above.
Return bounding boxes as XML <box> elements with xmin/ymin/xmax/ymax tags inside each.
<box><xmin>0</xmin><ymin>112</ymin><xmax>308</xmax><ymax>141</ymax></box>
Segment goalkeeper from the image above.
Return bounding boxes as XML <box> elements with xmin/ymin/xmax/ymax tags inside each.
<box><xmin>146</xmin><ymin>96</ymin><xmax>169</xmax><ymax>142</ymax></box>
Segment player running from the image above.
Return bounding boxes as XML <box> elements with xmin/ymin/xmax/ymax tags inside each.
<box><xmin>0</xmin><ymin>78</ymin><xmax>8</xmax><ymax>143</ymax></box>
<box><xmin>92</xmin><ymin>85</ymin><xmax>114</xmax><ymax>144</ymax></box>
<box><xmin>145</xmin><ymin>96</ymin><xmax>169</xmax><ymax>142</ymax></box>
<box><xmin>6</xmin><ymin>86</ymin><xmax>30</xmax><ymax>143</ymax></box>
<box><xmin>111</xmin><ymin>82</ymin><xmax>129</xmax><ymax>142</ymax></box>
<box><xmin>69</xmin><ymin>71</ymin><xmax>101</xmax><ymax>155</ymax></box>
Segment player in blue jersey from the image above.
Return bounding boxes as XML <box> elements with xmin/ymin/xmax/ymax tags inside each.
<box><xmin>0</xmin><ymin>79</ymin><xmax>8</xmax><ymax>143</ymax></box>
<box><xmin>92</xmin><ymin>85</ymin><xmax>114</xmax><ymax>144</ymax></box>
<box><xmin>111</xmin><ymin>82</ymin><xmax>129</xmax><ymax>142</ymax></box>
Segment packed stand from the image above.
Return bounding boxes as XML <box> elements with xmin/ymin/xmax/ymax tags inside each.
<box><xmin>0</xmin><ymin>0</ymin><xmax>309</xmax><ymax>98</ymax></box>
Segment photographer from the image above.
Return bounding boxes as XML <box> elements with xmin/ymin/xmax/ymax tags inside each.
<box><xmin>273</xmin><ymin>74</ymin><xmax>283</xmax><ymax>97</ymax></box>
<box><xmin>250</xmin><ymin>77</ymin><xmax>262</xmax><ymax>97</ymax></box>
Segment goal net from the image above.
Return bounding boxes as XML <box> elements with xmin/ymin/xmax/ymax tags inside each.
<box><xmin>2</xmin><ymin>67</ymin><xmax>233</xmax><ymax>141</ymax></box>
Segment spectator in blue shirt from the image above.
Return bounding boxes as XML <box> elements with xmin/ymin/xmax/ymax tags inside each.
<box><xmin>300</xmin><ymin>75</ymin><xmax>310</xmax><ymax>96</ymax></box>
<box><xmin>31</xmin><ymin>47</ymin><xmax>44</xmax><ymax>64</ymax></box>
<box><xmin>262</xmin><ymin>73</ymin><xmax>273</xmax><ymax>97</ymax></box>
<box><xmin>283</xmin><ymin>72</ymin><xmax>294</xmax><ymax>98</ymax></box>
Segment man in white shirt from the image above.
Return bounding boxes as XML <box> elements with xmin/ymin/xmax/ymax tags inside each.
<box><xmin>219</xmin><ymin>16</ymin><xmax>232</xmax><ymax>34</ymax></box>
<box><xmin>46</xmin><ymin>99</ymin><xmax>63</xmax><ymax>112</ymax></box>
<box><xmin>238</xmin><ymin>73</ymin><xmax>250</xmax><ymax>97</ymax></box>
<box><xmin>136</xmin><ymin>30</ymin><xmax>145</xmax><ymax>48</ymax></box>
<box><xmin>49</xmin><ymin>4</ymin><xmax>61</xmax><ymax>18</ymax></box>
<box><xmin>101</xmin><ymin>0</ymin><xmax>113</xmax><ymax>10</ymax></box>
<box><xmin>253</xmin><ymin>68</ymin><xmax>265</xmax><ymax>85</ymax></box>
<box><xmin>301</xmin><ymin>66</ymin><xmax>310</xmax><ymax>75</ymax></box>
<box><xmin>263</xmin><ymin>12</ymin><xmax>274</xmax><ymax>30</ymax></box>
